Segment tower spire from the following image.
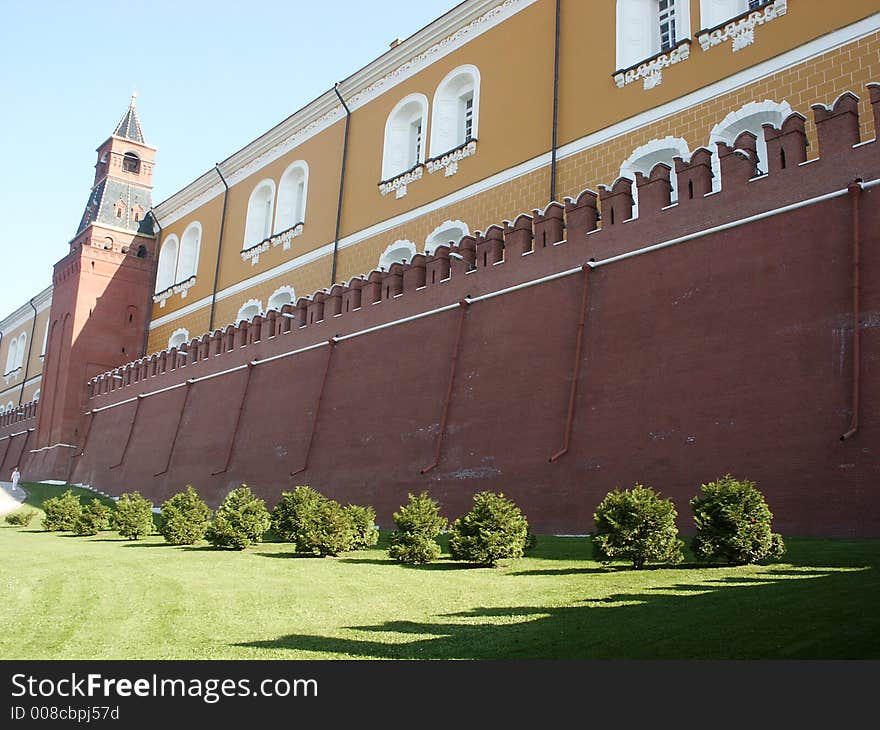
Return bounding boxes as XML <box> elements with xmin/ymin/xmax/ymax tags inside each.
<box><xmin>113</xmin><ymin>91</ymin><xmax>145</xmax><ymax>144</ymax></box>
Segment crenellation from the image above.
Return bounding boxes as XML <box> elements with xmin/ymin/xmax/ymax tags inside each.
<box><xmin>598</xmin><ymin>178</ymin><xmax>634</xmax><ymax>227</ymax></box>
<box><xmin>532</xmin><ymin>202</ymin><xmax>565</xmax><ymax>250</ymax></box>
<box><xmin>812</xmin><ymin>91</ymin><xmax>862</xmax><ymax>157</ymax></box>
<box><xmin>634</xmin><ymin>163</ymin><xmax>673</xmax><ymax>217</ymax></box>
<box><xmin>673</xmin><ymin>149</ymin><xmax>713</xmax><ymax>204</ymax></box>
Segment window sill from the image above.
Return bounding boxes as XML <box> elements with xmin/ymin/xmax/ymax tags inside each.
<box><xmin>696</xmin><ymin>1</ymin><xmax>786</xmax><ymax>53</ymax></box>
<box><xmin>426</xmin><ymin>139</ymin><xmax>478</xmax><ymax>178</ymax></box>
<box><xmin>240</xmin><ymin>222</ymin><xmax>305</xmax><ymax>265</ymax></box>
<box><xmin>153</xmin><ymin>276</ymin><xmax>197</xmax><ymax>308</ymax></box>
<box><xmin>378</xmin><ymin>164</ymin><xmax>424</xmax><ymax>199</ymax></box>
<box><xmin>613</xmin><ymin>40</ymin><xmax>691</xmax><ymax>90</ymax></box>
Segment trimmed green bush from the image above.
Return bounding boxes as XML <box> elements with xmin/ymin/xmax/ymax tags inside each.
<box><xmin>388</xmin><ymin>491</ymin><xmax>447</xmax><ymax>565</ymax></box>
<box><xmin>42</xmin><ymin>490</ymin><xmax>83</xmax><ymax>531</ymax></box>
<box><xmin>345</xmin><ymin>504</ymin><xmax>379</xmax><ymax>550</ymax></box>
<box><xmin>592</xmin><ymin>484</ymin><xmax>684</xmax><ymax>569</ymax></box>
<box><xmin>271</xmin><ymin>486</ymin><xmax>325</xmax><ymax>549</ymax></box>
<box><xmin>271</xmin><ymin>486</ymin><xmax>370</xmax><ymax>556</ymax></box>
<box><xmin>4</xmin><ymin>509</ymin><xmax>37</xmax><ymax>527</ymax></box>
<box><xmin>690</xmin><ymin>474</ymin><xmax>786</xmax><ymax>565</ymax></box>
<box><xmin>304</xmin><ymin>499</ymin><xmax>358</xmax><ymax>556</ymax></box>
<box><xmin>449</xmin><ymin>491</ymin><xmax>530</xmax><ymax>567</ymax></box>
<box><xmin>73</xmin><ymin>499</ymin><xmax>112</xmax><ymax>536</ymax></box>
<box><xmin>205</xmin><ymin>485</ymin><xmax>270</xmax><ymax>550</ymax></box>
<box><xmin>111</xmin><ymin>492</ymin><xmax>155</xmax><ymax>540</ymax></box>
<box><xmin>160</xmin><ymin>486</ymin><xmax>213</xmax><ymax>545</ymax></box>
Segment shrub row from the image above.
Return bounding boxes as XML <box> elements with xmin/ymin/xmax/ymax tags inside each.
<box><xmin>592</xmin><ymin>475</ymin><xmax>785</xmax><ymax>569</ymax></box>
<box><xmin>6</xmin><ymin>473</ymin><xmax>783</xmax><ymax>570</ymax></box>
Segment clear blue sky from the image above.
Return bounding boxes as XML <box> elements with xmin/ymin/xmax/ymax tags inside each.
<box><xmin>0</xmin><ymin>0</ymin><xmax>457</xmax><ymax>319</ymax></box>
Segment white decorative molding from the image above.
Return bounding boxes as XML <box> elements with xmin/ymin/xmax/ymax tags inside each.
<box><xmin>379</xmin><ymin>166</ymin><xmax>424</xmax><ymax>198</ymax></box>
<box><xmin>273</xmin><ymin>222</ymin><xmax>304</xmax><ymax>251</ymax></box>
<box><xmin>427</xmin><ymin>139</ymin><xmax>478</xmax><ymax>177</ymax></box>
<box><xmin>241</xmin><ymin>241</ymin><xmax>270</xmax><ymax>266</ymax></box>
<box><xmin>614</xmin><ymin>41</ymin><xmax>691</xmax><ymax>90</ymax></box>
<box><xmin>152</xmin><ymin>276</ymin><xmax>197</xmax><ymax>308</ymax></box>
<box><xmin>697</xmin><ymin>1</ymin><xmax>788</xmax><ymax>53</ymax></box>
<box><xmin>240</xmin><ymin>223</ymin><xmax>305</xmax><ymax>265</ymax></box>
<box><xmin>154</xmin><ymin>0</ymin><xmax>538</xmax><ymax>228</ymax></box>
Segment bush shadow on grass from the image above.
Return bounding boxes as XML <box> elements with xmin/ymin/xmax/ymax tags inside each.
<box><xmin>232</xmin><ymin>560</ymin><xmax>880</xmax><ymax>659</ymax></box>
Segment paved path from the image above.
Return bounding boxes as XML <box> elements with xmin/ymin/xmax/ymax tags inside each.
<box><xmin>0</xmin><ymin>481</ymin><xmax>26</xmax><ymax>516</ymax></box>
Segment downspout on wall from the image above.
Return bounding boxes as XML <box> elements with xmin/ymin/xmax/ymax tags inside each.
<box><xmin>142</xmin><ymin>211</ymin><xmax>162</xmax><ymax>357</ymax></box>
<box><xmin>330</xmin><ymin>84</ymin><xmax>352</xmax><ymax>288</ymax></box>
<box><xmin>18</xmin><ymin>298</ymin><xmax>38</xmax><ymax>406</ymax></box>
<box><xmin>841</xmin><ymin>179</ymin><xmax>863</xmax><ymax>441</ymax></box>
<box><xmin>209</xmin><ymin>164</ymin><xmax>231</xmax><ymax>333</ymax></box>
<box><xmin>549</xmin><ymin>0</ymin><xmax>561</xmax><ymax>203</ymax></box>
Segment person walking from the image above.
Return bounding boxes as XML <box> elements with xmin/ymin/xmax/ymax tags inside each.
<box><xmin>10</xmin><ymin>466</ymin><xmax>21</xmax><ymax>490</ymax></box>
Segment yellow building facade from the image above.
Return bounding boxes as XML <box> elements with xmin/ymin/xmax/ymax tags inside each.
<box><xmin>139</xmin><ymin>0</ymin><xmax>879</xmax><ymax>354</ymax></box>
<box><xmin>0</xmin><ymin>288</ymin><xmax>52</xmax><ymax>414</ymax></box>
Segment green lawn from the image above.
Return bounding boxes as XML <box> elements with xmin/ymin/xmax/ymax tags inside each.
<box><xmin>1</xmin><ymin>483</ymin><xmax>878</xmax><ymax>659</ymax></box>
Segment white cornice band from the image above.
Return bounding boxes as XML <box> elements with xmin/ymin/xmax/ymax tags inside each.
<box><xmin>0</xmin><ymin>286</ymin><xmax>53</xmax><ymax>335</ymax></box>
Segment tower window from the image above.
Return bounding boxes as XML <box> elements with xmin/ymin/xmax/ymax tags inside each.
<box><xmin>123</xmin><ymin>152</ymin><xmax>141</xmax><ymax>173</ymax></box>
<box><xmin>114</xmin><ymin>200</ymin><xmax>125</xmax><ymax>219</ymax></box>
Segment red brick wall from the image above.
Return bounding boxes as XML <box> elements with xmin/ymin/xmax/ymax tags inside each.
<box><xmin>24</xmin><ymin>90</ymin><xmax>880</xmax><ymax>537</ymax></box>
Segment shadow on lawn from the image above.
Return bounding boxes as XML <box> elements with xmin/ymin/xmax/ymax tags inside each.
<box><xmin>234</xmin><ymin>560</ymin><xmax>880</xmax><ymax>659</ymax></box>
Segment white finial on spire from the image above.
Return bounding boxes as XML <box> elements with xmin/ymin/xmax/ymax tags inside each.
<box><xmin>131</xmin><ymin>88</ymin><xmax>138</xmax><ymax>108</ymax></box>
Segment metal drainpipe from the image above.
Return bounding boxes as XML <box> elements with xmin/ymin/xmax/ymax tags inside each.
<box><xmin>18</xmin><ymin>298</ymin><xmax>38</xmax><ymax>407</ymax></box>
<box><xmin>142</xmin><ymin>211</ymin><xmax>162</xmax><ymax>357</ymax></box>
<box><xmin>550</xmin><ymin>264</ymin><xmax>590</xmax><ymax>462</ymax></box>
<box><xmin>209</xmin><ymin>164</ymin><xmax>230</xmax><ymax>333</ymax></box>
<box><xmin>330</xmin><ymin>84</ymin><xmax>352</xmax><ymax>288</ymax></box>
<box><xmin>549</xmin><ymin>0</ymin><xmax>561</xmax><ymax>203</ymax></box>
<box><xmin>841</xmin><ymin>180</ymin><xmax>863</xmax><ymax>441</ymax></box>
<box><xmin>212</xmin><ymin>362</ymin><xmax>255</xmax><ymax>476</ymax></box>
<box><xmin>291</xmin><ymin>338</ymin><xmax>337</xmax><ymax>476</ymax></box>
<box><xmin>421</xmin><ymin>300</ymin><xmax>471</xmax><ymax>474</ymax></box>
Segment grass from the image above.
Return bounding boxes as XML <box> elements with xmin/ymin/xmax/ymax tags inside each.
<box><xmin>1</xmin><ymin>482</ymin><xmax>879</xmax><ymax>659</ymax></box>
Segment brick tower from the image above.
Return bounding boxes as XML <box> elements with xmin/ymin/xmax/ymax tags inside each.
<box><xmin>34</xmin><ymin>94</ymin><xmax>157</xmax><ymax>478</ymax></box>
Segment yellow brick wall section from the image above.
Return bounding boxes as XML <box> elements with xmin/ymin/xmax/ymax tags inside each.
<box><xmin>557</xmin><ymin>32</ymin><xmax>880</xmax><ymax>199</ymax></box>
<box><xmin>145</xmin><ymin>34</ymin><xmax>878</xmax><ymax>355</ymax></box>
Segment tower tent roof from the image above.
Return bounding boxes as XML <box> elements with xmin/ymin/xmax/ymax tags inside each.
<box><xmin>113</xmin><ymin>92</ymin><xmax>145</xmax><ymax>143</ymax></box>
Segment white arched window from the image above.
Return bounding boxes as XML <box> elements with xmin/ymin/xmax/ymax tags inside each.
<box><xmin>156</xmin><ymin>235</ymin><xmax>179</xmax><ymax>292</ymax></box>
<box><xmin>275</xmin><ymin>161</ymin><xmax>308</xmax><ymax>232</ymax></box>
<box><xmin>708</xmin><ymin>100</ymin><xmax>792</xmax><ymax>190</ymax></box>
<box><xmin>5</xmin><ymin>401</ymin><xmax>13</xmax><ymax>413</ymax></box>
<box><xmin>382</xmin><ymin>94</ymin><xmax>429</xmax><ymax>180</ymax></box>
<box><xmin>425</xmin><ymin>220</ymin><xmax>469</xmax><ymax>255</ymax></box>
<box><xmin>378</xmin><ymin>240</ymin><xmax>417</xmax><ymax>271</ymax></box>
<box><xmin>700</xmin><ymin>0</ymin><xmax>767</xmax><ymax>30</ymax></box>
<box><xmin>267</xmin><ymin>286</ymin><xmax>295</xmax><ymax>312</ymax></box>
<box><xmin>616</xmin><ymin>0</ymin><xmax>691</xmax><ymax>70</ymax></box>
<box><xmin>168</xmin><ymin>328</ymin><xmax>190</xmax><ymax>350</ymax></box>
<box><xmin>5</xmin><ymin>338</ymin><xmax>17</xmax><ymax>374</ymax></box>
<box><xmin>32</xmin><ymin>389</ymin><xmax>40</xmax><ymax>402</ymax></box>
<box><xmin>430</xmin><ymin>66</ymin><xmax>480</xmax><ymax>157</ymax></box>
<box><xmin>15</xmin><ymin>333</ymin><xmax>26</xmax><ymax>370</ymax></box>
<box><xmin>177</xmin><ymin>222</ymin><xmax>202</xmax><ymax>281</ymax></box>
<box><xmin>620</xmin><ymin>136</ymin><xmax>691</xmax><ymax>216</ymax></box>
<box><xmin>236</xmin><ymin>299</ymin><xmax>263</xmax><ymax>324</ymax></box>
<box><xmin>244</xmin><ymin>180</ymin><xmax>276</xmax><ymax>247</ymax></box>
